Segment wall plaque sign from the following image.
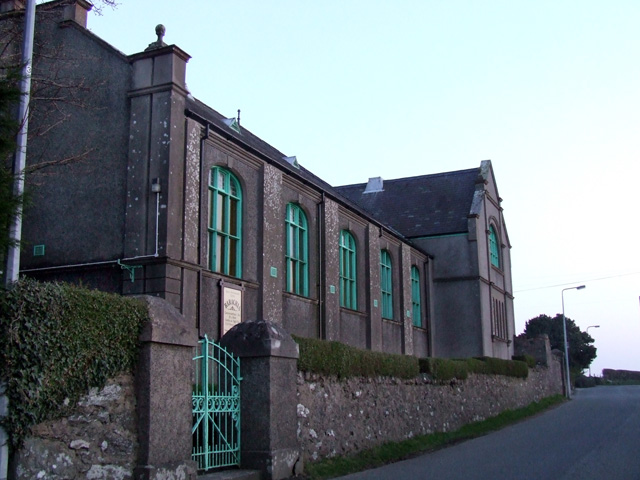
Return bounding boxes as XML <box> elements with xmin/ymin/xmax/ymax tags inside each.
<box><xmin>220</xmin><ymin>280</ymin><xmax>243</xmax><ymax>336</ymax></box>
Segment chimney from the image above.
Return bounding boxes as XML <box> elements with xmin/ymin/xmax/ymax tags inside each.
<box><xmin>364</xmin><ymin>177</ymin><xmax>384</xmax><ymax>193</ymax></box>
<box><xmin>62</xmin><ymin>0</ymin><xmax>92</xmax><ymax>28</ymax></box>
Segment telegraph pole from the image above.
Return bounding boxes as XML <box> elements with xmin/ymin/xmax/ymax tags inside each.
<box><xmin>4</xmin><ymin>0</ymin><xmax>36</xmax><ymax>287</ymax></box>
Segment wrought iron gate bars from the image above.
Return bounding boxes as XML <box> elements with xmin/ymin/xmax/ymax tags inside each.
<box><xmin>192</xmin><ymin>335</ymin><xmax>242</xmax><ymax>471</ymax></box>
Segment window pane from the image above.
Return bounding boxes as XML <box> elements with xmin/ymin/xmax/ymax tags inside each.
<box><xmin>209</xmin><ymin>167</ymin><xmax>242</xmax><ymax>277</ymax></box>
<box><xmin>228</xmin><ymin>238</ymin><xmax>238</xmax><ymax>275</ymax></box>
<box><xmin>215</xmin><ymin>235</ymin><xmax>223</xmax><ymax>272</ymax></box>
<box><xmin>216</xmin><ymin>193</ymin><xmax>225</xmax><ymax>231</ymax></box>
<box><xmin>285</xmin><ymin>204</ymin><xmax>309</xmax><ymax>296</ymax></box>
<box><xmin>229</xmin><ymin>198</ymin><xmax>238</xmax><ymax>236</ymax></box>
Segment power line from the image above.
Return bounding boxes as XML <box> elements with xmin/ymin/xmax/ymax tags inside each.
<box><xmin>515</xmin><ymin>271</ymin><xmax>640</xmax><ymax>293</ymax></box>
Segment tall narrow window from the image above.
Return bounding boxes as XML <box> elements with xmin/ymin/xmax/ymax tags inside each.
<box><xmin>285</xmin><ymin>203</ymin><xmax>309</xmax><ymax>296</ymax></box>
<box><xmin>489</xmin><ymin>225</ymin><xmax>500</xmax><ymax>268</ymax></box>
<box><xmin>209</xmin><ymin>167</ymin><xmax>242</xmax><ymax>277</ymax></box>
<box><xmin>380</xmin><ymin>249</ymin><xmax>393</xmax><ymax>320</ymax></box>
<box><xmin>411</xmin><ymin>266</ymin><xmax>422</xmax><ymax>327</ymax></box>
<box><xmin>339</xmin><ymin>230</ymin><xmax>357</xmax><ymax>309</ymax></box>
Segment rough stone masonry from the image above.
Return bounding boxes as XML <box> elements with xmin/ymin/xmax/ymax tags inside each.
<box><xmin>11</xmin><ymin>374</ymin><xmax>137</xmax><ymax>480</ymax></box>
<box><xmin>296</xmin><ymin>360</ymin><xmax>562</xmax><ymax>462</ymax></box>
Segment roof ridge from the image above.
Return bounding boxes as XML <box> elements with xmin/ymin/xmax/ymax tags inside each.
<box><xmin>336</xmin><ymin>167</ymin><xmax>479</xmax><ymax>190</ymax></box>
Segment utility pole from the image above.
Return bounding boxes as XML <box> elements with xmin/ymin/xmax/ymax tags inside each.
<box><xmin>2</xmin><ymin>3</ymin><xmax>35</xmax><ymax>478</ymax></box>
<box><xmin>4</xmin><ymin>0</ymin><xmax>36</xmax><ymax>288</ymax></box>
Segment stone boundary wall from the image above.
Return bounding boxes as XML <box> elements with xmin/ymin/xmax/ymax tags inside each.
<box><xmin>11</xmin><ymin>374</ymin><xmax>137</xmax><ymax>480</ymax></box>
<box><xmin>296</xmin><ymin>358</ymin><xmax>562</xmax><ymax>462</ymax></box>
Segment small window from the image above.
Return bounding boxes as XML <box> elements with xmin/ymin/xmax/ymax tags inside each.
<box><xmin>209</xmin><ymin>167</ymin><xmax>242</xmax><ymax>277</ymax></box>
<box><xmin>489</xmin><ymin>225</ymin><xmax>500</xmax><ymax>268</ymax></box>
<box><xmin>339</xmin><ymin>230</ymin><xmax>357</xmax><ymax>310</ymax></box>
<box><xmin>285</xmin><ymin>203</ymin><xmax>309</xmax><ymax>296</ymax></box>
<box><xmin>411</xmin><ymin>266</ymin><xmax>422</xmax><ymax>327</ymax></box>
<box><xmin>380</xmin><ymin>250</ymin><xmax>393</xmax><ymax>320</ymax></box>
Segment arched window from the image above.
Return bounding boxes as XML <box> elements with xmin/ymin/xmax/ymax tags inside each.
<box><xmin>285</xmin><ymin>203</ymin><xmax>309</xmax><ymax>296</ymax></box>
<box><xmin>209</xmin><ymin>167</ymin><xmax>242</xmax><ymax>277</ymax></box>
<box><xmin>489</xmin><ymin>225</ymin><xmax>500</xmax><ymax>268</ymax></box>
<box><xmin>380</xmin><ymin>250</ymin><xmax>393</xmax><ymax>320</ymax></box>
<box><xmin>411</xmin><ymin>266</ymin><xmax>422</xmax><ymax>327</ymax></box>
<box><xmin>339</xmin><ymin>230</ymin><xmax>357</xmax><ymax>309</ymax></box>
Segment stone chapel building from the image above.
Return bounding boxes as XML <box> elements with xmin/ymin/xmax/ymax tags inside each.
<box><xmin>1</xmin><ymin>0</ymin><xmax>515</xmax><ymax>359</ymax></box>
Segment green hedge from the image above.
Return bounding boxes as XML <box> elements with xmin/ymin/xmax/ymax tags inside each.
<box><xmin>294</xmin><ymin>336</ymin><xmax>529</xmax><ymax>382</ymax></box>
<box><xmin>512</xmin><ymin>354</ymin><xmax>536</xmax><ymax>368</ymax></box>
<box><xmin>419</xmin><ymin>357</ymin><xmax>470</xmax><ymax>381</ymax></box>
<box><xmin>294</xmin><ymin>336</ymin><xmax>419</xmax><ymax>379</ymax></box>
<box><xmin>419</xmin><ymin>357</ymin><xmax>528</xmax><ymax>382</ymax></box>
<box><xmin>0</xmin><ymin>278</ymin><xmax>147</xmax><ymax>449</ymax></box>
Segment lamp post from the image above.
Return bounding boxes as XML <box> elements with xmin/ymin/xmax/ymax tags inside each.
<box><xmin>586</xmin><ymin>325</ymin><xmax>600</xmax><ymax>377</ymax></box>
<box><xmin>561</xmin><ymin>285</ymin><xmax>586</xmax><ymax>399</ymax></box>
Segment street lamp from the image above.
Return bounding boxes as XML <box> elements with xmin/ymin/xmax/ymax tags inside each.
<box><xmin>586</xmin><ymin>325</ymin><xmax>600</xmax><ymax>377</ymax></box>
<box><xmin>562</xmin><ymin>285</ymin><xmax>586</xmax><ymax>399</ymax></box>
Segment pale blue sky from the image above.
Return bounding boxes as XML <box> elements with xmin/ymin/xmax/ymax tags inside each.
<box><xmin>89</xmin><ymin>1</ymin><xmax>640</xmax><ymax>375</ymax></box>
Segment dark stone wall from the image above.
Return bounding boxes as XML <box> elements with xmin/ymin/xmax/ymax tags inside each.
<box><xmin>339</xmin><ymin>311</ymin><xmax>368</xmax><ymax>350</ymax></box>
<box><xmin>19</xmin><ymin>6</ymin><xmax>132</xmax><ymax>271</ymax></box>
<box><xmin>283</xmin><ymin>294</ymin><xmax>319</xmax><ymax>339</ymax></box>
<box><xmin>381</xmin><ymin>320</ymin><xmax>404</xmax><ymax>355</ymax></box>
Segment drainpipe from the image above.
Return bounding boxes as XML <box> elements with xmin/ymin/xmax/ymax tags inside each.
<box><xmin>482</xmin><ymin>190</ymin><xmax>494</xmax><ymax>353</ymax></box>
<box><xmin>197</xmin><ymin>124</ymin><xmax>208</xmax><ymax>336</ymax></box>
<box><xmin>317</xmin><ymin>193</ymin><xmax>325</xmax><ymax>339</ymax></box>
<box><xmin>151</xmin><ymin>178</ymin><xmax>161</xmax><ymax>256</ymax></box>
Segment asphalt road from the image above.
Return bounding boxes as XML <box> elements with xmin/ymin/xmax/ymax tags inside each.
<box><xmin>338</xmin><ymin>386</ymin><xmax>640</xmax><ymax>480</ymax></box>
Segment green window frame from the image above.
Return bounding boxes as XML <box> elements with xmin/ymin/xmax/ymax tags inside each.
<box><xmin>339</xmin><ymin>230</ymin><xmax>357</xmax><ymax>310</ymax></box>
<box><xmin>380</xmin><ymin>249</ymin><xmax>393</xmax><ymax>320</ymax></box>
<box><xmin>489</xmin><ymin>225</ymin><xmax>500</xmax><ymax>268</ymax></box>
<box><xmin>411</xmin><ymin>265</ymin><xmax>422</xmax><ymax>327</ymax></box>
<box><xmin>208</xmin><ymin>167</ymin><xmax>242</xmax><ymax>277</ymax></box>
<box><xmin>285</xmin><ymin>203</ymin><xmax>309</xmax><ymax>296</ymax></box>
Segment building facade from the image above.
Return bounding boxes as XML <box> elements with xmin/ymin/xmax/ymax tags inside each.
<box><xmin>1</xmin><ymin>0</ymin><xmax>515</xmax><ymax>359</ymax></box>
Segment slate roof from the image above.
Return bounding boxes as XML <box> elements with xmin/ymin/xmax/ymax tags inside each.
<box><xmin>334</xmin><ymin>169</ymin><xmax>481</xmax><ymax>238</ymax></box>
<box><xmin>186</xmin><ymin>96</ymin><xmax>481</xmax><ymax>244</ymax></box>
<box><xmin>185</xmin><ymin>96</ymin><xmax>409</xmax><ymax>241</ymax></box>
<box><xmin>186</xmin><ymin>96</ymin><xmax>335</xmax><ymax>192</ymax></box>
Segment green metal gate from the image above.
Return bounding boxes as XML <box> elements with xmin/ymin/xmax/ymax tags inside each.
<box><xmin>192</xmin><ymin>335</ymin><xmax>241</xmax><ymax>471</ymax></box>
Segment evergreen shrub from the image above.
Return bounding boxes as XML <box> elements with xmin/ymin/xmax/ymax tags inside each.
<box><xmin>294</xmin><ymin>336</ymin><xmax>419</xmax><ymax>379</ymax></box>
<box><xmin>0</xmin><ymin>278</ymin><xmax>147</xmax><ymax>448</ymax></box>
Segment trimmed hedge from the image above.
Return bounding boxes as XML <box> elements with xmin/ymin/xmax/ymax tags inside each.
<box><xmin>419</xmin><ymin>358</ymin><xmax>470</xmax><ymax>381</ymax></box>
<box><xmin>294</xmin><ymin>336</ymin><xmax>419</xmax><ymax>379</ymax></box>
<box><xmin>294</xmin><ymin>336</ymin><xmax>529</xmax><ymax>382</ymax></box>
<box><xmin>512</xmin><ymin>354</ymin><xmax>536</xmax><ymax>368</ymax></box>
<box><xmin>0</xmin><ymin>278</ymin><xmax>147</xmax><ymax>449</ymax></box>
<box><xmin>419</xmin><ymin>356</ymin><xmax>528</xmax><ymax>382</ymax></box>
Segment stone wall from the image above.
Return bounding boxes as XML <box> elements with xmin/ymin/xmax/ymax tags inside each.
<box><xmin>296</xmin><ymin>358</ymin><xmax>562</xmax><ymax>462</ymax></box>
<box><xmin>10</xmin><ymin>343</ymin><xmax>563</xmax><ymax>477</ymax></box>
<box><xmin>11</xmin><ymin>374</ymin><xmax>137</xmax><ymax>480</ymax></box>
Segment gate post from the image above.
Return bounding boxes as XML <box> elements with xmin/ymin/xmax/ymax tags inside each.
<box><xmin>134</xmin><ymin>296</ymin><xmax>198</xmax><ymax>480</ymax></box>
<box><xmin>221</xmin><ymin>320</ymin><xmax>302</xmax><ymax>480</ymax></box>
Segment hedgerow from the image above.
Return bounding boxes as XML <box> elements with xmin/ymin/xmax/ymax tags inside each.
<box><xmin>0</xmin><ymin>278</ymin><xmax>147</xmax><ymax>449</ymax></box>
<box><xmin>294</xmin><ymin>336</ymin><xmax>419</xmax><ymax>379</ymax></box>
<box><xmin>294</xmin><ymin>335</ymin><xmax>529</xmax><ymax>382</ymax></box>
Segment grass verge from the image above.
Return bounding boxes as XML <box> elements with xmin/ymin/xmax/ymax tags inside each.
<box><xmin>304</xmin><ymin>394</ymin><xmax>565</xmax><ymax>479</ymax></box>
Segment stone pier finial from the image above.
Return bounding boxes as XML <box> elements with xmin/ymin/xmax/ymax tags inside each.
<box><xmin>145</xmin><ymin>24</ymin><xmax>167</xmax><ymax>51</ymax></box>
